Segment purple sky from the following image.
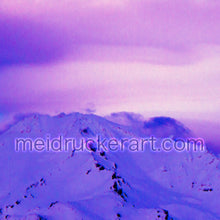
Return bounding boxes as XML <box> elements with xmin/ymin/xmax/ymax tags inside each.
<box><xmin>0</xmin><ymin>0</ymin><xmax>220</xmax><ymax>130</ymax></box>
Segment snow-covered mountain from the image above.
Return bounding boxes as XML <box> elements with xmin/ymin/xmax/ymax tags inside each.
<box><xmin>0</xmin><ymin>113</ymin><xmax>219</xmax><ymax>220</ymax></box>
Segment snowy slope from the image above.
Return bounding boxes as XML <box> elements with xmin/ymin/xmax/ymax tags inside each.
<box><xmin>0</xmin><ymin>113</ymin><xmax>219</xmax><ymax>220</ymax></box>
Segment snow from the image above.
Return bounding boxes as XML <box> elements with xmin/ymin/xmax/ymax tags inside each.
<box><xmin>0</xmin><ymin>113</ymin><xmax>219</xmax><ymax>220</ymax></box>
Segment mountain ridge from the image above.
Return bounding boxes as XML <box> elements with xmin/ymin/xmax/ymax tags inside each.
<box><xmin>0</xmin><ymin>112</ymin><xmax>219</xmax><ymax>220</ymax></box>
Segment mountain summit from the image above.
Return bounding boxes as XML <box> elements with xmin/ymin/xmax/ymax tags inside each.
<box><xmin>0</xmin><ymin>113</ymin><xmax>219</xmax><ymax>220</ymax></box>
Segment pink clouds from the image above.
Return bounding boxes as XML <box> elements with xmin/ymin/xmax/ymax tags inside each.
<box><xmin>0</xmin><ymin>59</ymin><xmax>219</xmax><ymax>121</ymax></box>
<box><xmin>0</xmin><ymin>0</ymin><xmax>219</xmax><ymax>66</ymax></box>
<box><xmin>0</xmin><ymin>0</ymin><xmax>219</xmax><ymax>133</ymax></box>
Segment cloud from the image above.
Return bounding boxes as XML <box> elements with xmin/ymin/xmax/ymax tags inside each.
<box><xmin>141</xmin><ymin>116</ymin><xmax>191</xmax><ymax>139</ymax></box>
<box><xmin>105</xmin><ymin>112</ymin><xmax>145</xmax><ymax>126</ymax></box>
<box><xmin>0</xmin><ymin>58</ymin><xmax>219</xmax><ymax>122</ymax></box>
<box><xmin>0</xmin><ymin>15</ymin><xmax>78</xmax><ymax>66</ymax></box>
<box><xmin>0</xmin><ymin>0</ymin><xmax>219</xmax><ymax>128</ymax></box>
<box><xmin>85</xmin><ymin>103</ymin><xmax>96</xmax><ymax>114</ymax></box>
<box><xmin>0</xmin><ymin>0</ymin><xmax>219</xmax><ymax>66</ymax></box>
<box><xmin>105</xmin><ymin>112</ymin><xmax>192</xmax><ymax>139</ymax></box>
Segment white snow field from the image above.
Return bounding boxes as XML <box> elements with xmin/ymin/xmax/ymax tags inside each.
<box><xmin>0</xmin><ymin>113</ymin><xmax>219</xmax><ymax>220</ymax></box>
